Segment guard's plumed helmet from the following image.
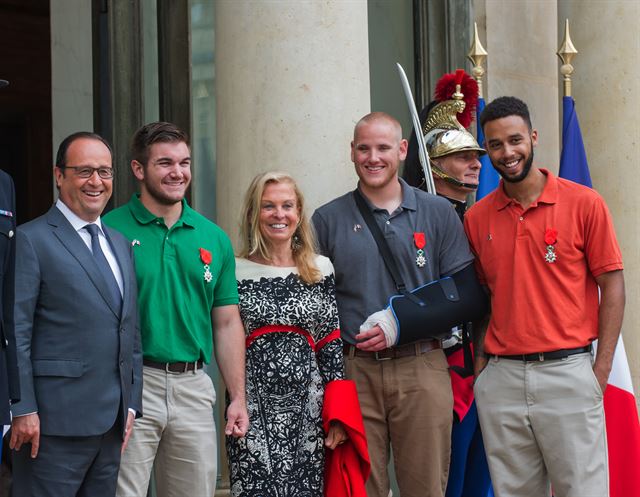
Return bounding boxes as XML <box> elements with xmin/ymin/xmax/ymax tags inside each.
<box><xmin>424</xmin><ymin>69</ymin><xmax>485</xmax><ymax>160</ymax></box>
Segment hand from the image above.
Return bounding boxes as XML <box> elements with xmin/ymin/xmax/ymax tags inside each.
<box><xmin>474</xmin><ymin>355</ymin><xmax>488</xmax><ymax>380</ymax></box>
<box><xmin>225</xmin><ymin>399</ymin><xmax>249</xmax><ymax>438</ymax></box>
<box><xmin>121</xmin><ymin>411</ymin><xmax>135</xmax><ymax>454</ymax></box>
<box><xmin>325</xmin><ymin>421</ymin><xmax>348</xmax><ymax>450</ymax></box>
<box><xmin>355</xmin><ymin>325</ymin><xmax>387</xmax><ymax>352</ymax></box>
<box><xmin>10</xmin><ymin>413</ymin><xmax>40</xmax><ymax>458</ymax></box>
<box><xmin>592</xmin><ymin>364</ymin><xmax>609</xmax><ymax>394</ymax></box>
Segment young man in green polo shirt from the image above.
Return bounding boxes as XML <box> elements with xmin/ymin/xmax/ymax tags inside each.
<box><xmin>104</xmin><ymin>122</ymin><xmax>248</xmax><ymax>497</ymax></box>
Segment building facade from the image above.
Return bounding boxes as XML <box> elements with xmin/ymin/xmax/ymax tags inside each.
<box><xmin>1</xmin><ymin>0</ymin><xmax>638</xmax><ymax>493</ymax></box>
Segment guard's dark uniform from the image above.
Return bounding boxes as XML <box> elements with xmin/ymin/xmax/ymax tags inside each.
<box><xmin>0</xmin><ymin>169</ymin><xmax>21</xmax><ymax>424</ymax></box>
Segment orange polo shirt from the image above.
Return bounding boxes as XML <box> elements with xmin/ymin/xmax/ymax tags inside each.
<box><xmin>463</xmin><ymin>169</ymin><xmax>623</xmax><ymax>355</ymax></box>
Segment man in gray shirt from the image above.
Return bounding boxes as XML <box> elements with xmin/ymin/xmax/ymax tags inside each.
<box><xmin>312</xmin><ymin>112</ymin><xmax>475</xmax><ymax>497</ymax></box>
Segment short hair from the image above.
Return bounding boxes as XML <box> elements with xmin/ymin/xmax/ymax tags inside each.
<box><xmin>55</xmin><ymin>132</ymin><xmax>113</xmax><ymax>169</ymax></box>
<box><xmin>354</xmin><ymin>112</ymin><xmax>403</xmax><ymax>141</ymax></box>
<box><xmin>480</xmin><ymin>96</ymin><xmax>532</xmax><ymax>130</ymax></box>
<box><xmin>131</xmin><ymin>122</ymin><xmax>190</xmax><ymax>166</ymax></box>
<box><xmin>239</xmin><ymin>171</ymin><xmax>321</xmax><ymax>284</ymax></box>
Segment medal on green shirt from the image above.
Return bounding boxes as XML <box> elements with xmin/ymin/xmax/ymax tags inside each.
<box><xmin>200</xmin><ymin>248</ymin><xmax>213</xmax><ymax>282</ymax></box>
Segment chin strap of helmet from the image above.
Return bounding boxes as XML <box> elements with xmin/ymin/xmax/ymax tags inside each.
<box><xmin>430</xmin><ymin>163</ymin><xmax>478</xmax><ymax>190</ymax></box>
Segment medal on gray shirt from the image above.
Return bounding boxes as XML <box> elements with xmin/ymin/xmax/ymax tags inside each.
<box><xmin>414</xmin><ymin>232</ymin><xmax>426</xmax><ymax>267</ymax></box>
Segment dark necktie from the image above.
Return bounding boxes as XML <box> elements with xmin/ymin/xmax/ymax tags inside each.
<box><xmin>84</xmin><ymin>224</ymin><xmax>122</xmax><ymax>311</ymax></box>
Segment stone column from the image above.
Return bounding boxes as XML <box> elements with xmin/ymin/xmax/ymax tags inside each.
<box><xmin>215</xmin><ymin>0</ymin><xmax>371</xmax><ymax>246</ymax></box>
<box><xmin>558</xmin><ymin>0</ymin><xmax>640</xmax><ymax>404</ymax></box>
<box><xmin>51</xmin><ymin>0</ymin><xmax>93</xmax><ymax>156</ymax></box>
<box><xmin>482</xmin><ymin>0</ymin><xmax>560</xmax><ymax>169</ymax></box>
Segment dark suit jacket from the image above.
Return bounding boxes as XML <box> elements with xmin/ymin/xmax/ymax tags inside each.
<box><xmin>0</xmin><ymin>170</ymin><xmax>20</xmax><ymax>424</ymax></box>
<box><xmin>12</xmin><ymin>205</ymin><xmax>142</xmax><ymax>437</ymax></box>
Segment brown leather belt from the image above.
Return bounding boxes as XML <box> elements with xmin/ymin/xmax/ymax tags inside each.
<box><xmin>143</xmin><ymin>358</ymin><xmax>204</xmax><ymax>373</ymax></box>
<box><xmin>344</xmin><ymin>340</ymin><xmax>441</xmax><ymax>361</ymax></box>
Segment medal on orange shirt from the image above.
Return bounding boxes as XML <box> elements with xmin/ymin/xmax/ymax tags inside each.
<box><xmin>414</xmin><ymin>232</ymin><xmax>426</xmax><ymax>267</ymax></box>
<box><xmin>544</xmin><ymin>228</ymin><xmax>558</xmax><ymax>263</ymax></box>
<box><xmin>200</xmin><ymin>247</ymin><xmax>213</xmax><ymax>282</ymax></box>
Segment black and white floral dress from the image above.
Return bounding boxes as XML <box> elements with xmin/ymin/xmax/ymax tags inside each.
<box><xmin>227</xmin><ymin>255</ymin><xmax>344</xmax><ymax>497</ymax></box>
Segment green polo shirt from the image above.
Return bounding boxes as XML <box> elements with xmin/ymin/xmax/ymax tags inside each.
<box><xmin>104</xmin><ymin>194</ymin><xmax>238</xmax><ymax>363</ymax></box>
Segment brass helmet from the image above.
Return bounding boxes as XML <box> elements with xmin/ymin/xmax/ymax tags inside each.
<box><xmin>426</xmin><ymin>128</ymin><xmax>485</xmax><ymax>160</ymax></box>
<box><xmin>424</xmin><ymin>70</ymin><xmax>485</xmax><ymax>160</ymax></box>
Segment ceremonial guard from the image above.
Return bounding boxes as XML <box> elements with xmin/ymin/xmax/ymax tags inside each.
<box><xmin>0</xmin><ymin>78</ymin><xmax>20</xmax><ymax>436</ymax></box>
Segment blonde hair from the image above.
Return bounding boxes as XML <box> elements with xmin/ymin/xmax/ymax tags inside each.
<box><xmin>239</xmin><ymin>171</ymin><xmax>322</xmax><ymax>284</ymax></box>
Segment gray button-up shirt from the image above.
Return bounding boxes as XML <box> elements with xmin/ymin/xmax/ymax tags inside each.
<box><xmin>312</xmin><ymin>178</ymin><xmax>474</xmax><ymax>344</ymax></box>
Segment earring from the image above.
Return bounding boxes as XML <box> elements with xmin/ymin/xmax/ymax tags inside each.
<box><xmin>291</xmin><ymin>231</ymin><xmax>302</xmax><ymax>252</ymax></box>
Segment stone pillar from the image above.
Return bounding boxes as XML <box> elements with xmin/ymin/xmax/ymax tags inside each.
<box><xmin>482</xmin><ymin>0</ymin><xmax>560</xmax><ymax>169</ymax></box>
<box><xmin>558</xmin><ymin>0</ymin><xmax>640</xmax><ymax>404</ymax></box>
<box><xmin>215</xmin><ymin>0</ymin><xmax>371</xmax><ymax>246</ymax></box>
<box><xmin>51</xmin><ymin>0</ymin><xmax>93</xmax><ymax>156</ymax></box>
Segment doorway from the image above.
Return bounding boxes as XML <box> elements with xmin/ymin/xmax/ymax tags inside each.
<box><xmin>0</xmin><ymin>0</ymin><xmax>53</xmax><ymax>224</ymax></box>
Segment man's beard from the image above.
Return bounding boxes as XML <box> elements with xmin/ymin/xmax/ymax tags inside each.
<box><xmin>493</xmin><ymin>147</ymin><xmax>534</xmax><ymax>184</ymax></box>
<box><xmin>145</xmin><ymin>181</ymin><xmax>187</xmax><ymax>206</ymax></box>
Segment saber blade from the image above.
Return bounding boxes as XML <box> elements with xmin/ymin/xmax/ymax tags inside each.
<box><xmin>396</xmin><ymin>63</ymin><xmax>435</xmax><ymax>194</ymax></box>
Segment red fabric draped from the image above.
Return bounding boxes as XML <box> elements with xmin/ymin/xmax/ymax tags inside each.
<box><xmin>322</xmin><ymin>380</ymin><xmax>370</xmax><ymax>497</ymax></box>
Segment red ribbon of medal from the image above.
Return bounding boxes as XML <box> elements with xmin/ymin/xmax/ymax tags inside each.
<box><xmin>413</xmin><ymin>232</ymin><xmax>426</xmax><ymax>267</ymax></box>
<box><xmin>544</xmin><ymin>228</ymin><xmax>558</xmax><ymax>245</ymax></box>
<box><xmin>544</xmin><ymin>228</ymin><xmax>558</xmax><ymax>264</ymax></box>
<box><xmin>200</xmin><ymin>248</ymin><xmax>213</xmax><ymax>282</ymax></box>
<box><xmin>199</xmin><ymin>248</ymin><xmax>212</xmax><ymax>264</ymax></box>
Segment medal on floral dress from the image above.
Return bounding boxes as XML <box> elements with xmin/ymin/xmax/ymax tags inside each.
<box><xmin>413</xmin><ymin>232</ymin><xmax>426</xmax><ymax>267</ymax></box>
<box><xmin>200</xmin><ymin>247</ymin><xmax>213</xmax><ymax>282</ymax></box>
<box><xmin>544</xmin><ymin>228</ymin><xmax>558</xmax><ymax>263</ymax></box>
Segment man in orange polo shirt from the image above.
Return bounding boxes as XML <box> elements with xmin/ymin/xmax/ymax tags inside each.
<box><xmin>464</xmin><ymin>96</ymin><xmax>625</xmax><ymax>497</ymax></box>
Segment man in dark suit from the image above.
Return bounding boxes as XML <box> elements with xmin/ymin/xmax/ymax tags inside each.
<box><xmin>9</xmin><ymin>132</ymin><xmax>142</xmax><ymax>497</ymax></box>
<box><xmin>0</xmin><ymin>78</ymin><xmax>21</xmax><ymax>430</ymax></box>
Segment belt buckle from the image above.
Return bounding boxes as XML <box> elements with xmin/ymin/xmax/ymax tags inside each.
<box><xmin>165</xmin><ymin>362</ymin><xmax>190</xmax><ymax>374</ymax></box>
<box><xmin>538</xmin><ymin>353</ymin><xmax>545</xmax><ymax>362</ymax></box>
<box><xmin>374</xmin><ymin>351</ymin><xmax>393</xmax><ymax>361</ymax></box>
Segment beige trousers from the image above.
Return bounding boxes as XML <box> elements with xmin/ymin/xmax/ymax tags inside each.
<box><xmin>345</xmin><ymin>349</ymin><xmax>453</xmax><ymax>497</ymax></box>
<box><xmin>116</xmin><ymin>366</ymin><xmax>218</xmax><ymax>497</ymax></box>
<box><xmin>474</xmin><ymin>353</ymin><xmax>608</xmax><ymax>497</ymax></box>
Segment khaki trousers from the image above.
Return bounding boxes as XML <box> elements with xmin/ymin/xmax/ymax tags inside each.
<box><xmin>116</xmin><ymin>366</ymin><xmax>218</xmax><ymax>497</ymax></box>
<box><xmin>345</xmin><ymin>348</ymin><xmax>453</xmax><ymax>497</ymax></box>
<box><xmin>474</xmin><ymin>353</ymin><xmax>608</xmax><ymax>497</ymax></box>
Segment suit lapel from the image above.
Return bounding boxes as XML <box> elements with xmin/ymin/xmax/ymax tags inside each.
<box><xmin>47</xmin><ymin>206</ymin><xmax>121</xmax><ymax>319</ymax></box>
<box><xmin>104</xmin><ymin>225</ymin><xmax>129</xmax><ymax>317</ymax></box>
